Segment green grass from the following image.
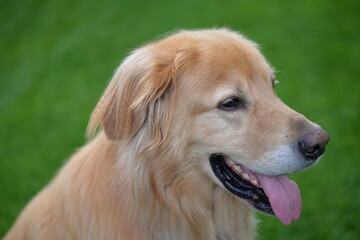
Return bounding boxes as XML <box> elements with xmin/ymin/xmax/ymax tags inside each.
<box><xmin>1</xmin><ymin>0</ymin><xmax>359</xmax><ymax>238</ymax></box>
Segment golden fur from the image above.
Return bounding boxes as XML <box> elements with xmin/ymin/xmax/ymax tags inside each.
<box><xmin>5</xmin><ymin>29</ymin><xmax>323</xmax><ymax>240</ymax></box>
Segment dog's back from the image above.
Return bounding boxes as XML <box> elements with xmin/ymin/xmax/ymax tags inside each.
<box><xmin>5</xmin><ymin>135</ymin><xmax>126</xmax><ymax>239</ymax></box>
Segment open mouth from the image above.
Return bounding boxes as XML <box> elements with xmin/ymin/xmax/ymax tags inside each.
<box><xmin>209</xmin><ymin>154</ymin><xmax>302</xmax><ymax>225</ymax></box>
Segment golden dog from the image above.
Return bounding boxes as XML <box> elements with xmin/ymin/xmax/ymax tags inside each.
<box><xmin>5</xmin><ymin>29</ymin><xmax>329</xmax><ymax>240</ymax></box>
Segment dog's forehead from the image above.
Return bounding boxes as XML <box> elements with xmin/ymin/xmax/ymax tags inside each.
<box><xmin>172</xmin><ymin>31</ymin><xmax>273</xmax><ymax>87</ymax></box>
<box><xmin>181</xmin><ymin>43</ymin><xmax>273</xmax><ymax>97</ymax></box>
<box><xmin>202</xmin><ymin>42</ymin><xmax>272</xmax><ymax>85</ymax></box>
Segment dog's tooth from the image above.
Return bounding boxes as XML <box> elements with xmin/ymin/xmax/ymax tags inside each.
<box><xmin>226</xmin><ymin>159</ymin><xmax>234</xmax><ymax>166</ymax></box>
<box><xmin>234</xmin><ymin>165</ymin><xmax>242</xmax><ymax>172</ymax></box>
<box><xmin>243</xmin><ymin>173</ymin><xmax>250</xmax><ymax>180</ymax></box>
<box><xmin>251</xmin><ymin>179</ymin><xmax>259</xmax><ymax>186</ymax></box>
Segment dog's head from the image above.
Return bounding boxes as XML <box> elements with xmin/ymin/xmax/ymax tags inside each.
<box><xmin>88</xmin><ymin>29</ymin><xmax>329</xmax><ymax>225</ymax></box>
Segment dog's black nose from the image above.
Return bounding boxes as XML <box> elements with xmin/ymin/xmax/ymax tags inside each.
<box><xmin>298</xmin><ymin>128</ymin><xmax>330</xmax><ymax>160</ymax></box>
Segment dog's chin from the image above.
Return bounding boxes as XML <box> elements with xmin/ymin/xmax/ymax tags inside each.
<box><xmin>209</xmin><ymin>154</ymin><xmax>303</xmax><ymax>225</ymax></box>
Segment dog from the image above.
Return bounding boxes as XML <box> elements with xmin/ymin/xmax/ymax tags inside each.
<box><xmin>5</xmin><ymin>28</ymin><xmax>329</xmax><ymax>240</ymax></box>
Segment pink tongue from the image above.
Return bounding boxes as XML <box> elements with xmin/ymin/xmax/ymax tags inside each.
<box><xmin>256</xmin><ymin>174</ymin><xmax>302</xmax><ymax>225</ymax></box>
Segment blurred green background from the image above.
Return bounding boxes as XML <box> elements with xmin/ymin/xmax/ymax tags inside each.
<box><xmin>1</xmin><ymin>0</ymin><xmax>359</xmax><ymax>239</ymax></box>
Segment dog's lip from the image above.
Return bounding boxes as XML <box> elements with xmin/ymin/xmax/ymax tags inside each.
<box><xmin>209</xmin><ymin>154</ymin><xmax>274</xmax><ymax>215</ymax></box>
<box><xmin>209</xmin><ymin>154</ymin><xmax>302</xmax><ymax>225</ymax></box>
<box><xmin>223</xmin><ymin>158</ymin><xmax>262</xmax><ymax>187</ymax></box>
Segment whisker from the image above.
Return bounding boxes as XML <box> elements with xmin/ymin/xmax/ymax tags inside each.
<box><xmin>274</xmin><ymin>70</ymin><xmax>289</xmax><ymax>80</ymax></box>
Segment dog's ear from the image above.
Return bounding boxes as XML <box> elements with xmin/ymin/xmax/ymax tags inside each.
<box><xmin>87</xmin><ymin>47</ymin><xmax>182</xmax><ymax>141</ymax></box>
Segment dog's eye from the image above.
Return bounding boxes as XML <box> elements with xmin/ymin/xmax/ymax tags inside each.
<box><xmin>218</xmin><ymin>98</ymin><xmax>243</xmax><ymax>111</ymax></box>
